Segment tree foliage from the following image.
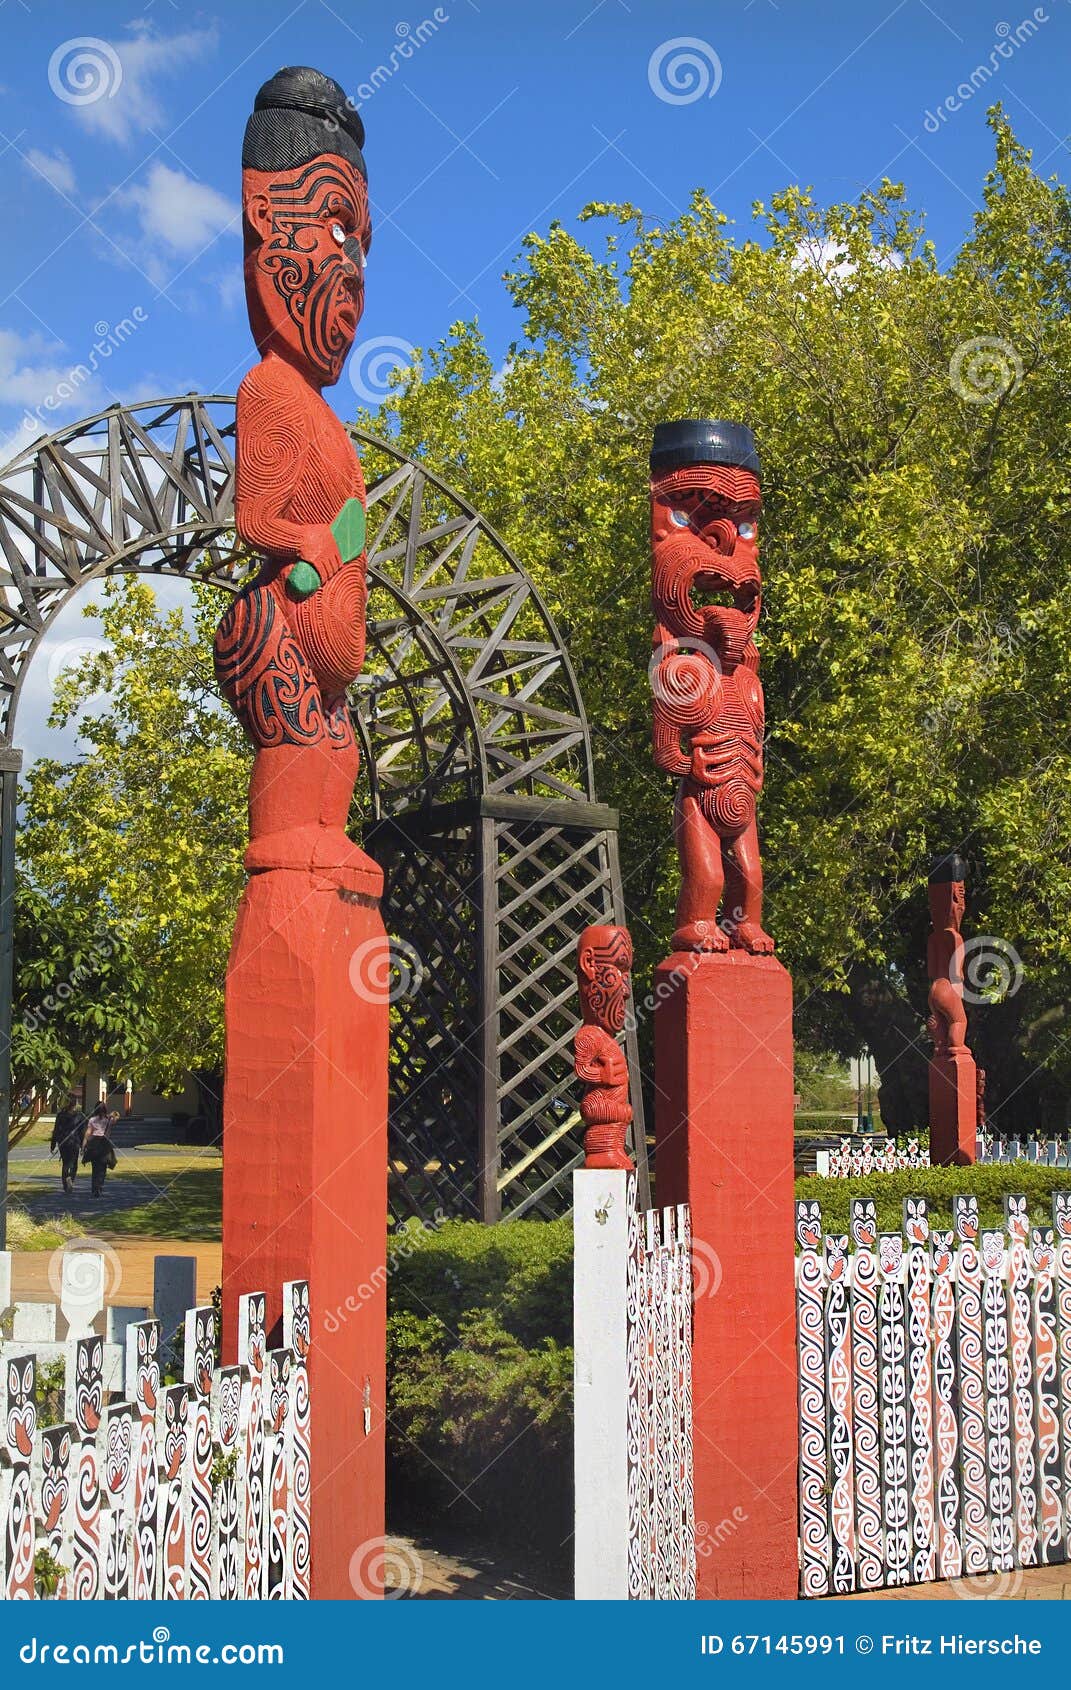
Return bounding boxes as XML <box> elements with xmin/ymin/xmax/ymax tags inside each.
<box><xmin>16</xmin><ymin>578</ymin><xmax>247</xmax><ymax>1122</ymax></box>
<box><xmin>371</xmin><ymin>110</ymin><xmax>1071</xmax><ymax>1133</ymax></box>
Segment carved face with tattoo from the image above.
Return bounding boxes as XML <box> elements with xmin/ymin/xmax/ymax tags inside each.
<box><xmin>240</xmin><ymin>66</ymin><xmax>371</xmax><ymax>387</ymax></box>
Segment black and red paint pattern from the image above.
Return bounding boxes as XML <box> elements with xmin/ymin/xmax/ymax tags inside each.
<box><xmin>214</xmin><ymin>585</ymin><xmax>357</xmax><ymax>752</ymax></box>
<box><xmin>70</xmin><ymin>1336</ymin><xmax>104</xmax><ymax>1600</ymax></box>
<box><xmin>213</xmin><ymin>1366</ymin><xmax>243</xmax><ymax>1601</ymax></box>
<box><xmin>284</xmin><ymin>1279</ymin><xmax>311</xmax><ymax>1600</ymax></box>
<box><xmin>241</xmin><ymin>1292</ymin><xmax>268</xmax><ymax>1601</ymax></box>
<box><xmin>266</xmin><ymin>1348</ymin><xmax>292</xmax><ymax>1598</ymax></box>
<box><xmin>186</xmin><ymin>1306</ymin><xmax>215</xmax><ymax>1601</ymax></box>
<box><xmin>5</xmin><ymin>1355</ymin><xmax>36</xmax><ymax>1598</ymax></box>
<box><xmin>131</xmin><ymin>1320</ymin><xmax>161</xmax><ymax>1601</ymax></box>
<box><xmin>40</xmin><ymin>1423</ymin><xmax>73</xmax><ymax>1591</ymax></box>
<box><xmin>104</xmin><ymin>1403</ymin><xmax>134</xmax><ymax>1599</ymax></box>
<box><xmin>252</xmin><ymin>159</ymin><xmax>370</xmax><ymax>382</ymax></box>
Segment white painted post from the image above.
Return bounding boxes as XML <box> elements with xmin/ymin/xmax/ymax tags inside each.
<box><xmin>573</xmin><ymin>1167</ymin><xmax>630</xmax><ymax>1600</ymax></box>
<box><xmin>0</xmin><ymin>1250</ymin><xmax>10</xmax><ymax>1315</ymax></box>
<box><xmin>60</xmin><ymin>1250</ymin><xmax>106</xmax><ymax>1338</ymax></box>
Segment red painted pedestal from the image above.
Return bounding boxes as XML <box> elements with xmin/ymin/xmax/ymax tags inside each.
<box><xmin>222</xmin><ymin>851</ymin><xmax>388</xmax><ymax>1601</ymax></box>
<box><xmin>654</xmin><ymin>950</ymin><xmax>798</xmax><ymax>1600</ymax></box>
<box><xmin>929</xmin><ymin>1050</ymin><xmax>977</xmax><ymax>1166</ymax></box>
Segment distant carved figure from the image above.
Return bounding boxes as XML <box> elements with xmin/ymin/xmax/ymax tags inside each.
<box><xmin>926</xmin><ymin>853</ymin><xmax>969</xmax><ymax>1057</ymax></box>
<box><xmin>650</xmin><ymin>419</ymin><xmax>773</xmax><ymax>955</ymax></box>
<box><xmin>574</xmin><ymin>925</ymin><xmax>635</xmax><ymax>1171</ymax></box>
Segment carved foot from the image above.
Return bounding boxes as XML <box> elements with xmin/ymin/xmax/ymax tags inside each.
<box><xmin>671</xmin><ymin>920</ymin><xmax>730</xmax><ymax>954</ymax></box>
<box><xmin>727</xmin><ymin>920</ymin><xmax>775</xmax><ymax>955</ymax></box>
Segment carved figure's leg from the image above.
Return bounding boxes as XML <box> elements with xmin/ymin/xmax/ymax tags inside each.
<box><xmin>722</xmin><ymin>816</ymin><xmax>774</xmax><ymax>954</ymax></box>
<box><xmin>672</xmin><ymin>785</ymin><xmax>729</xmax><ymax>952</ymax></box>
<box><xmin>929</xmin><ymin>979</ymin><xmax>967</xmax><ymax>1054</ymax></box>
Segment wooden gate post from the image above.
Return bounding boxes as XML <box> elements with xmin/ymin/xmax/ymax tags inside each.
<box><xmin>654</xmin><ymin>951</ymin><xmax>799</xmax><ymax>1599</ymax></box>
<box><xmin>573</xmin><ymin>1168</ymin><xmax>630</xmax><ymax>1599</ymax></box>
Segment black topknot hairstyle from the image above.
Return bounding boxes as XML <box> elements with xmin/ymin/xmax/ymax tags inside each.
<box><xmin>242</xmin><ymin>65</ymin><xmax>366</xmax><ymax>179</ymax></box>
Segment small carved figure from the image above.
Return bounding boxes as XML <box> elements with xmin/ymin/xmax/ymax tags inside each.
<box><xmin>574</xmin><ymin>925</ymin><xmax>635</xmax><ymax>1171</ymax></box>
<box><xmin>649</xmin><ymin>419</ymin><xmax>773</xmax><ymax>954</ymax></box>
<box><xmin>213</xmin><ymin>67</ymin><xmax>373</xmax><ymax>873</ymax></box>
<box><xmin>926</xmin><ymin>853</ymin><xmax>969</xmax><ymax>1057</ymax></box>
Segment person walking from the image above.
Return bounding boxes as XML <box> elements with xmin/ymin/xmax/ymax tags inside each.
<box><xmin>50</xmin><ymin>1094</ymin><xmax>86</xmax><ymax>1193</ymax></box>
<box><xmin>81</xmin><ymin>1102</ymin><xmax>118</xmax><ymax>1198</ymax></box>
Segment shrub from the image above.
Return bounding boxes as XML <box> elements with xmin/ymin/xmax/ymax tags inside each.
<box><xmin>386</xmin><ymin>1220</ymin><xmax>573</xmax><ymax>1547</ymax></box>
<box><xmin>795</xmin><ymin>1162</ymin><xmax>1071</xmax><ymax>1240</ymax></box>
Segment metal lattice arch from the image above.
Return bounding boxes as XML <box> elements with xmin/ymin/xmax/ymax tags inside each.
<box><xmin>0</xmin><ymin>396</ymin><xmax>648</xmax><ymax>1224</ymax></box>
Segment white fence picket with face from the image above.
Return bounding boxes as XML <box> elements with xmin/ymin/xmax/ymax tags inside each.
<box><xmin>574</xmin><ymin>1169</ymin><xmax>695</xmax><ymax>1601</ymax></box>
<box><xmin>796</xmin><ymin>1192</ymin><xmax>1071</xmax><ymax>1595</ymax></box>
<box><xmin>0</xmin><ymin>1283</ymin><xmax>310</xmax><ymax>1601</ymax></box>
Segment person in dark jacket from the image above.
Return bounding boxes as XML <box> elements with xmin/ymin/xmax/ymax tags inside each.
<box><xmin>50</xmin><ymin>1094</ymin><xmax>86</xmax><ymax>1192</ymax></box>
<box><xmin>81</xmin><ymin>1102</ymin><xmax>118</xmax><ymax>1197</ymax></box>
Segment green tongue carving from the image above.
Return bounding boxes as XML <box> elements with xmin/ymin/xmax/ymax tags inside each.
<box><xmin>286</xmin><ymin>497</ymin><xmax>366</xmax><ymax>600</ymax></box>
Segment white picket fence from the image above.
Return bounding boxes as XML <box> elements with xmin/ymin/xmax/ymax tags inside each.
<box><xmin>796</xmin><ymin>1190</ymin><xmax>1071</xmax><ymax>1596</ymax></box>
<box><xmin>979</xmin><ymin>1135</ymin><xmax>1071</xmax><ymax>1168</ymax></box>
<box><xmin>573</xmin><ymin>1169</ymin><xmax>695</xmax><ymax>1600</ymax></box>
<box><xmin>0</xmin><ymin>1277</ymin><xmax>311</xmax><ymax>1600</ymax></box>
<box><xmin>814</xmin><ymin>1138</ymin><xmax>928</xmax><ymax>1178</ymax></box>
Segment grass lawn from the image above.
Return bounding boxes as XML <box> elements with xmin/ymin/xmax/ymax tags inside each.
<box><xmin>99</xmin><ymin>1166</ymin><xmax>222</xmax><ymax>1241</ymax></box>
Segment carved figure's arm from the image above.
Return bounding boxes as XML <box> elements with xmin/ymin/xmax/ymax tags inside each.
<box><xmin>235</xmin><ymin>371</ymin><xmax>342</xmax><ymax>578</ymax></box>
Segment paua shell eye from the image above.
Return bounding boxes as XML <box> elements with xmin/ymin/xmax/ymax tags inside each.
<box><xmin>737</xmin><ymin>521</ymin><xmax>756</xmax><ymax>540</ymax></box>
<box><xmin>670</xmin><ymin>509</ymin><xmax>690</xmax><ymax>528</ymax></box>
<box><xmin>330</xmin><ymin>221</ymin><xmax>346</xmax><ymax>244</ymax></box>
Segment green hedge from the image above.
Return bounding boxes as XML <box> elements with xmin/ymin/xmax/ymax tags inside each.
<box><xmin>795</xmin><ymin>1162</ymin><xmax>1071</xmax><ymax>1240</ymax></box>
<box><xmin>386</xmin><ymin>1219</ymin><xmax>573</xmax><ymax>1545</ymax></box>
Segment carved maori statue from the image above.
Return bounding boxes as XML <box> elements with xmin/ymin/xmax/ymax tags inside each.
<box><xmin>574</xmin><ymin>924</ymin><xmax>635</xmax><ymax>1171</ymax></box>
<box><xmin>649</xmin><ymin>419</ymin><xmax>773</xmax><ymax>955</ymax></box>
<box><xmin>926</xmin><ymin>852</ymin><xmax>969</xmax><ymax>1057</ymax></box>
<box><xmin>213</xmin><ymin>66</ymin><xmax>373</xmax><ymax>872</ymax></box>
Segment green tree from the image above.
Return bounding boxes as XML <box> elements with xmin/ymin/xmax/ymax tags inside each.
<box><xmin>9</xmin><ymin>873</ymin><xmax>154</xmax><ymax>1144</ymax></box>
<box><xmin>371</xmin><ymin>111</ymin><xmax>1071</xmax><ymax>1133</ymax></box>
<box><xmin>16</xmin><ymin>578</ymin><xmax>248</xmax><ymax>1129</ymax></box>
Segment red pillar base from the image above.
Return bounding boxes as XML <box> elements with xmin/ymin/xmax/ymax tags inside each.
<box><xmin>654</xmin><ymin>950</ymin><xmax>798</xmax><ymax>1600</ymax></box>
<box><xmin>929</xmin><ymin>1050</ymin><xmax>977</xmax><ymax>1165</ymax></box>
<box><xmin>222</xmin><ymin>853</ymin><xmax>388</xmax><ymax>1601</ymax></box>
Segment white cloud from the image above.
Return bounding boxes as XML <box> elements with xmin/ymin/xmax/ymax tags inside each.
<box><xmin>25</xmin><ymin>148</ymin><xmax>77</xmax><ymax>197</ymax></box>
<box><xmin>118</xmin><ymin>161</ymin><xmax>238</xmax><ymax>257</ymax></box>
<box><xmin>791</xmin><ymin>238</ymin><xmax>905</xmax><ymax>285</ymax></box>
<box><xmin>66</xmin><ymin>25</ymin><xmax>220</xmax><ymax>145</ymax></box>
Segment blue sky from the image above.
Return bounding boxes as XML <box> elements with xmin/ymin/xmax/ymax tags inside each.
<box><xmin>4</xmin><ymin>0</ymin><xmax>1071</xmax><ymax>757</ymax></box>
<box><xmin>2</xmin><ymin>0</ymin><xmax>1071</xmax><ymax>459</ymax></box>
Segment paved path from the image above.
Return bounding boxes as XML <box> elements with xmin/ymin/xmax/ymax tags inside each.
<box><xmin>385</xmin><ymin>1531</ymin><xmax>568</xmax><ymax>1600</ymax></box>
<box><xmin>838</xmin><ymin>1566</ymin><xmax>1071</xmax><ymax>1600</ymax></box>
<box><xmin>9</xmin><ymin>1119</ymin><xmax>220</xmax><ymax>1229</ymax></box>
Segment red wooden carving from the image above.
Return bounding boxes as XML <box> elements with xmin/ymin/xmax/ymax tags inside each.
<box><xmin>649</xmin><ymin>420</ymin><xmax>773</xmax><ymax>954</ymax></box>
<box><xmin>926</xmin><ymin>852</ymin><xmax>978</xmax><ymax>1165</ymax></box>
<box><xmin>574</xmin><ymin>924</ymin><xmax>635</xmax><ymax>1171</ymax></box>
<box><xmin>213</xmin><ymin>65</ymin><xmax>373</xmax><ymax>871</ymax></box>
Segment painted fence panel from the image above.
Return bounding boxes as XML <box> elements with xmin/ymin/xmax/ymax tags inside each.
<box><xmin>0</xmin><ymin>1283</ymin><xmax>310</xmax><ymax>1602</ymax></box>
<box><xmin>574</xmin><ymin>1169</ymin><xmax>695</xmax><ymax>1601</ymax></box>
<box><xmin>797</xmin><ymin>1192</ymin><xmax>1071</xmax><ymax>1595</ymax></box>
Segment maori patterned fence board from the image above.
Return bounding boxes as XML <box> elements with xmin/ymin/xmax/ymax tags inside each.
<box><xmin>796</xmin><ymin>1193</ymin><xmax>1071</xmax><ymax>1595</ymax></box>
<box><xmin>0</xmin><ymin>1284</ymin><xmax>310</xmax><ymax>1601</ymax></box>
<box><xmin>574</xmin><ymin>1169</ymin><xmax>695</xmax><ymax>1600</ymax></box>
<box><xmin>814</xmin><ymin>1138</ymin><xmax>928</xmax><ymax>1178</ymax></box>
<box><xmin>980</xmin><ymin>1136</ymin><xmax>1071</xmax><ymax>1168</ymax></box>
